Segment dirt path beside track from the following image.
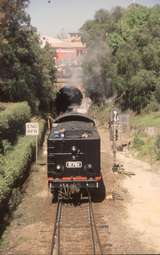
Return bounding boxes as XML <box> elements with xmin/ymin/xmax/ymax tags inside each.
<box><xmin>99</xmin><ymin>127</ymin><xmax>158</xmax><ymax>254</ymax></box>
<box><xmin>118</xmin><ymin>151</ymin><xmax>160</xmax><ymax>253</ymax></box>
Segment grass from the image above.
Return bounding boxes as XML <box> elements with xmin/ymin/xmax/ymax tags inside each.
<box><xmin>132</xmin><ymin>133</ymin><xmax>156</xmax><ymax>161</ymax></box>
<box><xmin>130</xmin><ymin>112</ymin><xmax>160</xmax><ymax>128</ymax></box>
<box><xmin>130</xmin><ymin>111</ymin><xmax>160</xmax><ymax>162</ymax></box>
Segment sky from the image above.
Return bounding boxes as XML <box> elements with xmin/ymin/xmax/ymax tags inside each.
<box><xmin>27</xmin><ymin>0</ymin><xmax>160</xmax><ymax>37</ymax></box>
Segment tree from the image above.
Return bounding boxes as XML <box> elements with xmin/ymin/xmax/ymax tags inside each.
<box><xmin>119</xmin><ymin>70</ymin><xmax>157</xmax><ymax>112</ymax></box>
<box><xmin>80</xmin><ymin>4</ymin><xmax>160</xmax><ymax>113</ymax></box>
<box><xmin>0</xmin><ymin>0</ymin><xmax>56</xmax><ymax>113</ymax></box>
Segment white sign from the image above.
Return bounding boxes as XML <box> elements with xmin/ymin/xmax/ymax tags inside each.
<box><xmin>26</xmin><ymin>122</ymin><xmax>39</xmax><ymax>136</ymax></box>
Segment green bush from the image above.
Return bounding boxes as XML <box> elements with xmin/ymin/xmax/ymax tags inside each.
<box><xmin>154</xmin><ymin>135</ymin><xmax>160</xmax><ymax>160</ymax></box>
<box><xmin>130</xmin><ymin>112</ymin><xmax>160</xmax><ymax>128</ymax></box>
<box><xmin>0</xmin><ymin>118</ymin><xmax>46</xmax><ymax>204</ymax></box>
<box><xmin>0</xmin><ymin>178</ymin><xmax>10</xmax><ymax>203</ymax></box>
<box><xmin>1</xmin><ymin>140</ymin><xmax>13</xmax><ymax>155</ymax></box>
<box><xmin>0</xmin><ymin>102</ymin><xmax>31</xmax><ymax>142</ymax></box>
<box><xmin>132</xmin><ymin>132</ymin><xmax>145</xmax><ymax>149</ymax></box>
<box><xmin>143</xmin><ymin>99</ymin><xmax>160</xmax><ymax>113</ymax></box>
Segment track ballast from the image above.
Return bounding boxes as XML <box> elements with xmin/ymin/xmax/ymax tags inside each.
<box><xmin>50</xmin><ymin>191</ymin><xmax>111</xmax><ymax>255</ymax></box>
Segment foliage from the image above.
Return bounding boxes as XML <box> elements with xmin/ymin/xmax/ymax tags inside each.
<box><xmin>130</xmin><ymin>113</ymin><xmax>160</xmax><ymax>161</ymax></box>
<box><xmin>154</xmin><ymin>135</ymin><xmax>160</xmax><ymax>160</ymax></box>
<box><xmin>0</xmin><ymin>0</ymin><xmax>56</xmax><ymax>113</ymax></box>
<box><xmin>80</xmin><ymin>4</ymin><xmax>160</xmax><ymax>113</ymax></box>
<box><xmin>143</xmin><ymin>97</ymin><xmax>160</xmax><ymax>113</ymax></box>
<box><xmin>130</xmin><ymin>112</ymin><xmax>160</xmax><ymax>128</ymax></box>
<box><xmin>128</xmin><ymin>103</ymin><xmax>160</xmax><ymax>163</ymax></box>
<box><xmin>119</xmin><ymin>70</ymin><xmax>157</xmax><ymax>112</ymax></box>
<box><xmin>0</xmin><ymin>118</ymin><xmax>45</xmax><ymax>204</ymax></box>
<box><xmin>0</xmin><ymin>140</ymin><xmax>12</xmax><ymax>155</ymax></box>
<box><xmin>132</xmin><ymin>132</ymin><xmax>145</xmax><ymax>149</ymax></box>
<box><xmin>131</xmin><ymin>131</ymin><xmax>157</xmax><ymax>161</ymax></box>
<box><xmin>0</xmin><ymin>102</ymin><xmax>31</xmax><ymax>142</ymax></box>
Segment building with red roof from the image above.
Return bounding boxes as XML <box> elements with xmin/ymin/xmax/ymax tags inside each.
<box><xmin>41</xmin><ymin>33</ymin><xmax>86</xmax><ymax>65</ymax></box>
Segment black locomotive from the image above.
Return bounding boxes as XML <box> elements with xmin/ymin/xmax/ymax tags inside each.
<box><xmin>47</xmin><ymin>112</ymin><xmax>105</xmax><ymax>201</ymax></box>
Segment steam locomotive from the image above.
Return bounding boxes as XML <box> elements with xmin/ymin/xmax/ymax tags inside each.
<box><xmin>47</xmin><ymin>86</ymin><xmax>105</xmax><ymax>201</ymax></box>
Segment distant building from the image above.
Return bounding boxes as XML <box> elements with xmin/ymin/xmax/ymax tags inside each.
<box><xmin>41</xmin><ymin>33</ymin><xmax>86</xmax><ymax>65</ymax></box>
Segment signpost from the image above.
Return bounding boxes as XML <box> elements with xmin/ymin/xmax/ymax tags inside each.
<box><xmin>26</xmin><ymin>122</ymin><xmax>39</xmax><ymax>165</ymax></box>
<box><xmin>109</xmin><ymin>109</ymin><xmax>119</xmax><ymax>172</ymax></box>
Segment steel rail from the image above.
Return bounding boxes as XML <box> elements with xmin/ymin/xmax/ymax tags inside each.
<box><xmin>50</xmin><ymin>191</ymin><xmax>104</xmax><ymax>255</ymax></box>
<box><xmin>88</xmin><ymin>193</ymin><xmax>96</xmax><ymax>255</ymax></box>
<box><xmin>49</xmin><ymin>196</ymin><xmax>62</xmax><ymax>255</ymax></box>
<box><xmin>88</xmin><ymin>191</ymin><xmax>104</xmax><ymax>255</ymax></box>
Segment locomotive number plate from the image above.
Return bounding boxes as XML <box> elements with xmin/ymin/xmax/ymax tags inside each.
<box><xmin>66</xmin><ymin>161</ymin><xmax>82</xmax><ymax>168</ymax></box>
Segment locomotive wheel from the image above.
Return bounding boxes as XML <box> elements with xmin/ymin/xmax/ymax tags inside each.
<box><xmin>52</xmin><ymin>189</ymin><xmax>58</xmax><ymax>203</ymax></box>
<box><xmin>91</xmin><ymin>180</ymin><xmax>106</xmax><ymax>202</ymax></box>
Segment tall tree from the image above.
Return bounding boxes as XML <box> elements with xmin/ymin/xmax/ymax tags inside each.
<box><xmin>80</xmin><ymin>4</ymin><xmax>160</xmax><ymax>113</ymax></box>
<box><xmin>0</xmin><ymin>0</ymin><xmax>56</xmax><ymax>112</ymax></box>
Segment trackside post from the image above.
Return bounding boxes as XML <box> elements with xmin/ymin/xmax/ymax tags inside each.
<box><xmin>25</xmin><ymin>122</ymin><xmax>39</xmax><ymax>165</ymax></box>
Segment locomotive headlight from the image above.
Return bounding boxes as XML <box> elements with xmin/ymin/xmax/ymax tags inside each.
<box><xmin>87</xmin><ymin>164</ymin><xmax>92</xmax><ymax>170</ymax></box>
<box><xmin>72</xmin><ymin>146</ymin><xmax>77</xmax><ymax>152</ymax></box>
<box><xmin>56</xmin><ymin>164</ymin><xmax>61</xmax><ymax>170</ymax></box>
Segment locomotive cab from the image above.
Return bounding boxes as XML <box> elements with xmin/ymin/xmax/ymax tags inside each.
<box><xmin>47</xmin><ymin>112</ymin><xmax>103</xmax><ymax>200</ymax></box>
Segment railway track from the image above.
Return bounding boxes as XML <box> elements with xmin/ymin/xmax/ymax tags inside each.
<box><xmin>49</xmin><ymin>191</ymin><xmax>111</xmax><ymax>255</ymax></box>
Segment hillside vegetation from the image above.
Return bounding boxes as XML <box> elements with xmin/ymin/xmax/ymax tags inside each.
<box><xmin>80</xmin><ymin>4</ymin><xmax>160</xmax><ymax>113</ymax></box>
